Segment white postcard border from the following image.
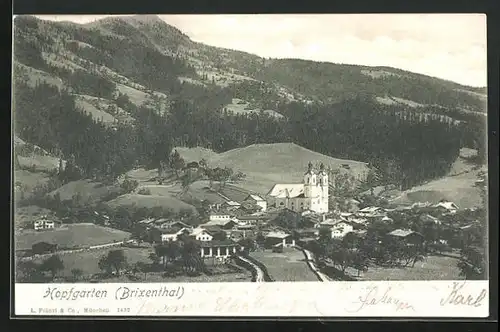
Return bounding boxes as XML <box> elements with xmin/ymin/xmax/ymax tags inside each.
<box><xmin>14</xmin><ymin>280</ymin><xmax>489</xmax><ymax>317</ymax></box>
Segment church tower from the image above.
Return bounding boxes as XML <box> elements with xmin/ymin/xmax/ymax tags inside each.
<box><xmin>303</xmin><ymin>161</ymin><xmax>318</xmax><ymax>198</ymax></box>
<box><xmin>318</xmin><ymin>163</ymin><xmax>329</xmax><ymax>212</ymax></box>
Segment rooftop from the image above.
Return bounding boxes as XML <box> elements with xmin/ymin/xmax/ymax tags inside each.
<box><xmin>199</xmin><ymin>239</ymin><xmax>239</xmax><ymax>247</ymax></box>
<box><xmin>265</xmin><ymin>231</ymin><xmax>292</xmax><ymax>239</ymax></box>
<box><xmin>267</xmin><ymin>184</ymin><xmax>305</xmax><ymax>198</ymax></box>
<box><xmin>388</xmin><ymin>229</ymin><xmax>422</xmax><ymax>237</ymax></box>
<box><xmin>245</xmin><ymin>194</ymin><xmax>265</xmax><ymax>202</ymax></box>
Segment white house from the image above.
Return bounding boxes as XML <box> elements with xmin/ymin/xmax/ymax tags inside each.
<box><xmin>199</xmin><ymin>240</ymin><xmax>239</xmax><ymax>258</ymax></box>
<box><xmin>266</xmin><ymin>162</ymin><xmax>329</xmax><ymax>214</ymax></box>
<box><xmin>330</xmin><ymin>221</ymin><xmax>354</xmax><ymax>239</ymax></box>
<box><xmin>264</xmin><ymin>231</ymin><xmax>296</xmax><ymax>248</ymax></box>
<box><xmin>209</xmin><ymin>214</ymin><xmax>233</xmax><ymax>222</ymax></box>
<box><xmin>243</xmin><ymin>194</ymin><xmax>267</xmax><ymax>212</ymax></box>
<box><xmin>160</xmin><ymin>227</ymin><xmax>190</xmax><ymax>242</ymax></box>
<box><xmin>34</xmin><ymin>218</ymin><xmax>55</xmax><ymax>231</ymax></box>
<box><xmin>44</xmin><ymin>220</ymin><xmax>55</xmax><ymax>229</ymax></box>
<box><xmin>434</xmin><ymin>201</ymin><xmax>459</xmax><ymax>213</ymax></box>
<box><xmin>33</xmin><ymin>220</ymin><xmax>44</xmax><ymax>231</ymax></box>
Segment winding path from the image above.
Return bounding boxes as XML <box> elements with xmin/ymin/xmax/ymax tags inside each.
<box><xmin>237</xmin><ymin>255</ymin><xmax>265</xmax><ymax>282</ymax></box>
<box><xmin>296</xmin><ymin>246</ymin><xmax>332</xmax><ymax>282</ymax></box>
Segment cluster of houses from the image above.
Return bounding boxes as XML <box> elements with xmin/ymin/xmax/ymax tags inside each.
<box><xmin>134</xmin><ymin>162</ymin><xmax>467</xmax><ymax>258</ymax></box>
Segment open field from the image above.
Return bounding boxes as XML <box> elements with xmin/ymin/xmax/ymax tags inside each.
<box><xmin>250</xmin><ymin>248</ymin><xmax>319</xmax><ymax>282</ymax></box>
<box><xmin>116</xmin><ymin>83</ymin><xmax>150</xmax><ymax>106</ymax></box>
<box><xmin>105</xmin><ymin>193</ymin><xmax>197</xmax><ymax>214</ymax></box>
<box><xmin>224</xmin><ymin>98</ymin><xmax>284</xmax><ymax>119</ymax></box>
<box><xmin>353</xmin><ymin>255</ymin><xmax>462</xmax><ymax>281</ymax></box>
<box><xmin>30</xmin><ymin>247</ymin><xmax>252</xmax><ymax>282</ymax></box>
<box><xmin>47</xmin><ymin>179</ymin><xmax>122</xmax><ymax>203</ymax></box>
<box><xmin>391</xmin><ymin>171</ymin><xmax>482</xmax><ymax>209</ymax></box>
<box><xmin>16</xmin><ymin>223</ymin><xmax>131</xmax><ymax>250</ymax></box>
<box><xmin>18</xmin><ymin>155</ymin><xmax>60</xmax><ymax>173</ymax></box>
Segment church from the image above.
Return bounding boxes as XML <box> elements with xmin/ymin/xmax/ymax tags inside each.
<box><xmin>266</xmin><ymin>162</ymin><xmax>329</xmax><ymax>213</ymax></box>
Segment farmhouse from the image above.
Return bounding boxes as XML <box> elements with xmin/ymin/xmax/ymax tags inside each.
<box><xmin>160</xmin><ymin>228</ymin><xmax>190</xmax><ymax>242</ymax></box>
<box><xmin>420</xmin><ymin>214</ymin><xmax>442</xmax><ymax>225</ymax></box>
<box><xmin>358</xmin><ymin>206</ymin><xmax>383</xmax><ymax>215</ymax></box>
<box><xmin>199</xmin><ymin>240</ymin><xmax>240</xmax><ymax>258</ymax></box>
<box><xmin>159</xmin><ymin>220</ymin><xmax>193</xmax><ymax>229</ymax></box>
<box><xmin>264</xmin><ymin>231</ymin><xmax>296</xmax><ymax>248</ymax></box>
<box><xmin>221</xmin><ymin>200</ymin><xmax>241</xmax><ymax>211</ymax></box>
<box><xmin>434</xmin><ymin>201</ymin><xmax>459</xmax><ymax>214</ymax></box>
<box><xmin>387</xmin><ymin>229</ymin><xmax>424</xmax><ymax>246</ymax></box>
<box><xmin>190</xmin><ymin>227</ymin><xmax>214</xmax><ymax>242</ymax></box>
<box><xmin>329</xmin><ymin>221</ymin><xmax>354</xmax><ymax>239</ymax></box>
<box><xmin>33</xmin><ymin>218</ymin><xmax>55</xmax><ymax>231</ymax></box>
<box><xmin>201</xmin><ymin>219</ymin><xmax>237</xmax><ymax>230</ymax></box>
<box><xmin>266</xmin><ymin>162</ymin><xmax>329</xmax><ymax>214</ymax></box>
<box><xmin>243</xmin><ymin>194</ymin><xmax>267</xmax><ymax>212</ymax></box>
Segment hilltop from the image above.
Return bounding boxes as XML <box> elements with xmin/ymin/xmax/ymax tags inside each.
<box><xmin>176</xmin><ymin>143</ymin><xmax>368</xmax><ymax>194</ymax></box>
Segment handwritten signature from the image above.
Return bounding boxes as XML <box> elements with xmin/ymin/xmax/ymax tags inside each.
<box><xmin>440</xmin><ymin>281</ymin><xmax>487</xmax><ymax>307</ymax></box>
<box><xmin>346</xmin><ymin>286</ymin><xmax>415</xmax><ymax>313</ymax></box>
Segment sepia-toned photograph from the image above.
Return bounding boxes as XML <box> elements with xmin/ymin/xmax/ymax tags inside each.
<box><xmin>11</xmin><ymin>13</ymin><xmax>489</xmax><ymax>317</ymax></box>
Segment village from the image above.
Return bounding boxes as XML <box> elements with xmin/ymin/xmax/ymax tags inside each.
<box><xmin>16</xmin><ymin>160</ymin><xmax>486</xmax><ymax>283</ymax></box>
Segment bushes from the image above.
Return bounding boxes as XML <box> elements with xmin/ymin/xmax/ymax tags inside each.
<box><xmin>137</xmin><ymin>188</ymin><xmax>151</xmax><ymax>195</ymax></box>
<box><xmin>120</xmin><ymin>178</ymin><xmax>139</xmax><ymax>193</ymax></box>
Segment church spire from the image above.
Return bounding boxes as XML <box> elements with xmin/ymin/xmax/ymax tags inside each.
<box><xmin>305</xmin><ymin>161</ymin><xmax>315</xmax><ymax>175</ymax></box>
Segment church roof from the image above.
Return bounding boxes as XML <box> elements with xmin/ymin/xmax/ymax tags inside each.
<box><xmin>244</xmin><ymin>194</ymin><xmax>266</xmax><ymax>202</ymax></box>
<box><xmin>267</xmin><ymin>184</ymin><xmax>305</xmax><ymax>198</ymax></box>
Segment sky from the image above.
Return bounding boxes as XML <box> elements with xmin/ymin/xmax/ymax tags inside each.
<box><xmin>33</xmin><ymin>14</ymin><xmax>487</xmax><ymax>87</ymax></box>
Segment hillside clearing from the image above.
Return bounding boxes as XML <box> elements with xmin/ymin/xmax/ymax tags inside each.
<box><xmin>224</xmin><ymin>98</ymin><xmax>284</xmax><ymax>119</ymax></box>
<box><xmin>116</xmin><ymin>83</ymin><xmax>150</xmax><ymax>106</ymax></box>
<box><xmin>105</xmin><ymin>194</ymin><xmax>197</xmax><ymax>214</ymax></box>
<box><xmin>391</xmin><ymin>171</ymin><xmax>482</xmax><ymax>208</ymax></box>
<box><xmin>75</xmin><ymin>98</ymin><xmax>117</xmax><ymax>124</ymax></box>
<box><xmin>175</xmin><ymin>146</ymin><xmax>218</xmax><ymax>163</ymax></box>
<box><xmin>47</xmin><ymin>179</ymin><xmax>122</xmax><ymax>203</ymax></box>
<box><xmin>17</xmin><ymin>155</ymin><xmax>60</xmax><ymax>173</ymax></box>
<box><xmin>16</xmin><ymin>223</ymin><xmax>130</xmax><ymax>250</ymax></box>
<box><xmin>14</xmin><ymin>170</ymin><xmax>51</xmax><ymax>194</ymax></box>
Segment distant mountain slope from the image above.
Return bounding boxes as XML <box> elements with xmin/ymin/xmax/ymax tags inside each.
<box><xmin>13</xmin><ymin>15</ymin><xmax>486</xmax><ymax>122</ymax></box>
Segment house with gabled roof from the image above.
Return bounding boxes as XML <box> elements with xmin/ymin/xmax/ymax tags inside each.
<box><xmin>433</xmin><ymin>201</ymin><xmax>459</xmax><ymax>214</ymax></box>
<box><xmin>264</xmin><ymin>231</ymin><xmax>296</xmax><ymax>248</ymax></box>
<box><xmin>243</xmin><ymin>194</ymin><xmax>267</xmax><ymax>211</ymax></box>
<box><xmin>387</xmin><ymin>229</ymin><xmax>424</xmax><ymax>246</ymax></box>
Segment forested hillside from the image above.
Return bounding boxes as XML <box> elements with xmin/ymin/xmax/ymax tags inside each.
<box><xmin>12</xmin><ymin>15</ymin><xmax>487</xmax><ymax>192</ymax></box>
